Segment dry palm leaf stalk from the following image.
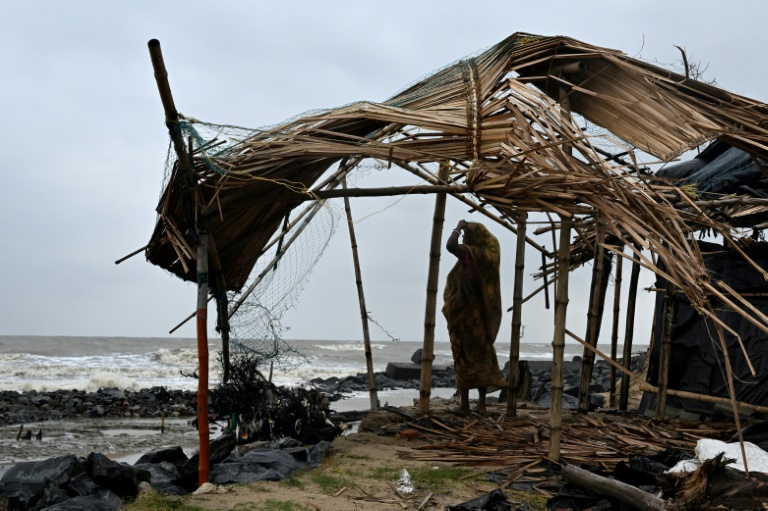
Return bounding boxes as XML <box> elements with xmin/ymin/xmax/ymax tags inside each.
<box><xmin>398</xmin><ymin>413</ymin><xmax>735</xmax><ymax>476</ymax></box>
<box><xmin>147</xmin><ymin>32</ymin><xmax>768</xmax><ymax>348</ymax></box>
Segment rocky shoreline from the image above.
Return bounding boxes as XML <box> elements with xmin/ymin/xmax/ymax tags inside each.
<box><xmin>0</xmin><ymin>352</ymin><xmax>647</xmax><ymax>427</ymax></box>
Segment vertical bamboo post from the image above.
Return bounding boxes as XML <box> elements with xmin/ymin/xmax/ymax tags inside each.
<box><xmin>609</xmin><ymin>251</ymin><xmax>623</xmax><ymax>408</ymax></box>
<box><xmin>147</xmin><ymin>41</ymin><xmax>210</xmax><ymax>485</ymax></box>
<box><xmin>578</xmin><ymin>237</ymin><xmax>609</xmax><ymax>412</ymax></box>
<box><xmin>419</xmin><ymin>165</ymin><xmax>448</xmax><ymax>415</ymax></box>
<box><xmin>656</xmin><ymin>281</ymin><xmax>676</xmax><ymax>420</ymax></box>
<box><xmin>506</xmin><ymin>214</ymin><xmax>527</xmax><ymax>417</ymax></box>
<box><xmin>619</xmin><ymin>250</ymin><xmax>642</xmax><ymax>411</ymax></box>
<box><xmin>342</xmin><ymin>178</ymin><xmax>378</xmax><ymax>411</ymax></box>
<box><xmin>549</xmin><ymin>215</ymin><xmax>572</xmax><ymax>462</ymax></box>
<box><xmin>195</xmin><ymin>224</ymin><xmax>210</xmax><ymax>486</ymax></box>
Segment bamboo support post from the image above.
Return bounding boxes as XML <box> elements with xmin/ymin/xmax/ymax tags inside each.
<box><xmin>656</xmin><ymin>282</ymin><xmax>676</xmax><ymax>420</ymax></box>
<box><xmin>506</xmin><ymin>214</ymin><xmax>527</xmax><ymax>417</ymax></box>
<box><xmin>419</xmin><ymin>165</ymin><xmax>448</xmax><ymax>415</ymax></box>
<box><xmin>578</xmin><ymin>235</ymin><xmax>609</xmax><ymax>412</ymax></box>
<box><xmin>343</xmin><ymin>178</ymin><xmax>378</xmax><ymax>411</ymax></box>
<box><xmin>609</xmin><ymin>252</ymin><xmax>623</xmax><ymax>407</ymax></box>
<box><xmin>619</xmin><ymin>250</ymin><xmax>642</xmax><ymax>411</ymax></box>
<box><xmin>549</xmin><ymin>215</ymin><xmax>572</xmax><ymax>462</ymax></box>
<box><xmin>195</xmin><ymin>224</ymin><xmax>210</xmax><ymax>486</ymax></box>
<box><xmin>148</xmin><ymin>38</ymin><xmax>209</xmax><ymax>486</ymax></box>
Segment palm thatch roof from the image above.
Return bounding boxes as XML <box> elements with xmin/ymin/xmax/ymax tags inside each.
<box><xmin>145</xmin><ymin>32</ymin><xmax>768</xmax><ymax>333</ymax></box>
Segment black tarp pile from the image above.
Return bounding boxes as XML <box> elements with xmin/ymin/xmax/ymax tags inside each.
<box><xmin>640</xmin><ymin>239</ymin><xmax>768</xmax><ymax>415</ymax></box>
<box><xmin>658</xmin><ymin>140</ymin><xmax>768</xmax><ymax>199</ymax></box>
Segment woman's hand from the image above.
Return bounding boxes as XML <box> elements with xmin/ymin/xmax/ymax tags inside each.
<box><xmin>456</xmin><ymin>219</ymin><xmax>468</xmax><ymax>231</ymax></box>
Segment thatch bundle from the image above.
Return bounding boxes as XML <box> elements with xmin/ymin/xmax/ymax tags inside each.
<box><xmin>146</xmin><ymin>32</ymin><xmax>768</xmax><ymax>340</ymax></box>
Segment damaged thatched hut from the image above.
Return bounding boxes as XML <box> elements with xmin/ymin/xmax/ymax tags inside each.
<box><xmin>137</xmin><ymin>32</ymin><xmax>768</xmax><ymax>478</ymax></box>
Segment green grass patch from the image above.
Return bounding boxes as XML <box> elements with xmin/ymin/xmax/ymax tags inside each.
<box><xmin>369</xmin><ymin>466</ymin><xmax>402</xmax><ymax>481</ymax></box>
<box><xmin>124</xmin><ymin>492</ymin><xmax>205</xmax><ymax>511</ymax></box>
<box><xmin>309</xmin><ymin>471</ymin><xmax>351</xmax><ymax>494</ymax></box>
<box><xmin>260</xmin><ymin>500</ymin><xmax>312</xmax><ymax>511</ymax></box>
<box><xmin>409</xmin><ymin>465</ymin><xmax>472</xmax><ymax>489</ymax></box>
<box><xmin>506</xmin><ymin>489</ymin><xmax>548</xmax><ymax>510</ymax></box>
<box><xmin>280</xmin><ymin>473</ymin><xmax>306</xmax><ymax>490</ymax></box>
<box><xmin>344</xmin><ymin>453</ymin><xmax>371</xmax><ymax>460</ymax></box>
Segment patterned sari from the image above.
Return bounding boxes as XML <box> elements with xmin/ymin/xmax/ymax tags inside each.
<box><xmin>442</xmin><ymin>223</ymin><xmax>508</xmax><ymax>390</ymax></box>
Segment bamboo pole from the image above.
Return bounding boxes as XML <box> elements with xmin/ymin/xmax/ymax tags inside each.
<box><xmin>609</xmin><ymin>251</ymin><xmax>623</xmax><ymax>407</ymax></box>
<box><xmin>420</xmin><ymin>165</ymin><xmax>448</xmax><ymax>415</ymax></box>
<box><xmin>619</xmin><ymin>250</ymin><xmax>642</xmax><ymax>411</ymax></box>
<box><xmin>561</xmin><ymin>465</ymin><xmax>665</xmax><ymax>511</ymax></box>
<box><xmin>506</xmin><ymin>214</ymin><xmax>527</xmax><ymax>417</ymax></box>
<box><xmin>147</xmin><ymin>39</ymin><xmax>209</xmax><ymax>486</ymax></box>
<box><xmin>577</xmin><ymin>235</ymin><xmax>608</xmax><ymax>412</ymax></box>
<box><xmin>656</xmin><ymin>282</ymin><xmax>676</xmax><ymax>420</ymax></box>
<box><xmin>343</xmin><ymin>178</ymin><xmax>378</xmax><ymax>411</ymax></box>
<box><xmin>549</xmin><ymin>215</ymin><xmax>572</xmax><ymax>462</ymax></box>
<box><xmin>195</xmin><ymin>224</ymin><xmax>210</xmax><ymax>486</ymax></box>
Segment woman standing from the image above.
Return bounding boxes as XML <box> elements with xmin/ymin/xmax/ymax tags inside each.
<box><xmin>443</xmin><ymin>220</ymin><xmax>508</xmax><ymax>415</ymax></box>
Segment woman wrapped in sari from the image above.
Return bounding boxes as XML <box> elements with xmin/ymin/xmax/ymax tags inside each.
<box><xmin>442</xmin><ymin>220</ymin><xmax>508</xmax><ymax>415</ymax></box>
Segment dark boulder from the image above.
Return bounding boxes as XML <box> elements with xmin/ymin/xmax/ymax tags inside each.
<box><xmin>86</xmin><ymin>452</ymin><xmax>138</xmax><ymax>499</ymax></box>
<box><xmin>0</xmin><ymin>454</ymin><xmax>83</xmax><ymax>510</ymax></box>
<box><xmin>180</xmin><ymin>433</ymin><xmax>237</xmax><ymax>488</ymax></box>
<box><xmin>134</xmin><ymin>446</ymin><xmax>188</xmax><ymax>470</ymax></box>
<box><xmin>309</xmin><ymin>441</ymin><xmax>333</xmax><ymax>467</ymax></box>
<box><xmin>41</xmin><ymin>492</ymin><xmax>121</xmax><ymax>510</ymax></box>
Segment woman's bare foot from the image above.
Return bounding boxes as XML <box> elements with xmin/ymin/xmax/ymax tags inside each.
<box><xmin>450</xmin><ymin>407</ymin><xmax>470</xmax><ymax>417</ymax></box>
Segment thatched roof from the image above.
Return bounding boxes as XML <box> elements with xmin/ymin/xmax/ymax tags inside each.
<box><xmin>146</xmin><ymin>32</ymin><xmax>768</xmax><ymax>329</ymax></box>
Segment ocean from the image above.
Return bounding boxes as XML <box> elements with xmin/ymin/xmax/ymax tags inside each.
<box><xmin>0</xmin><ymin>335</ymin><xmax>632</xmax><ymax>393</ymax></box>
<box><xmin>0</xmin><ymin>336</ymin><xmax>645</xmax><ymax>465</ymax></box>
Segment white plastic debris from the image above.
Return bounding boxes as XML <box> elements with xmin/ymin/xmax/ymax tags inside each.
<box><xmin>397</xmin><ymin>468</ymin><xmax>415</xmax><ymax>494</ymax></box>
<box><xmin>193</xmin><ymin>482</ymin><xmax>230</xmax><ymax>495</ymax></box>
<box><xmin>666</xmin><ymin>439</ymin><xmax>768</xmax><ymax>474</ymax></box>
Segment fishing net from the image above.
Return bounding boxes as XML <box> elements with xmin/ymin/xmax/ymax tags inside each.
<box><xmin>161</xmin><ymin>119</ymin><xmax>388</xmax><ymax>367</ymax></box>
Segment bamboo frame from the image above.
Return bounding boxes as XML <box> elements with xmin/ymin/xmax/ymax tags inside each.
<box><xmin>342</xmin><ymin>178</ymin><xmax>379</xmax><ymax>411</ymax></box>
<box><xmin>619</xmin><ymin>251</ymin><xmax>641</xmax><ymax>411</ymax></box>
<box><xmin>656</xmin><ymin>282</ymin><xmax>676</xmax><ymax>420</ymax></box>
<box><xmin>609</xmin><ymin>251</ymin><xmax>623</xmax><ymax>408</ymax></box>
<box><xmin>419</xmin><ymin>165</ymin><xmax>448</xmax><ymax>415</ymax></box>
<box><xmin>549</xmin><ymin>216</ymin><xmax>572</xmax><ymax>462</ymax></box>
<box><xmin>506</xmin><ymin>214</ymin><xmax>527</xmax><ymax>417</ymax></box>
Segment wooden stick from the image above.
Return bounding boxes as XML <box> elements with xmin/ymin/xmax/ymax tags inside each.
<box><xmin>561</xmin><ymin>465</ymin><xmax>666</xmax><ymax>511</ymax></box>
<box><xmin>578</xmin><ymin>234</ymin><xmax>608</xmax><ymax>412</ymax></box>
<box><xmin>549</xmin><ymin>215</ymin><xmax>572</xmax><ymax>462</ymax></box>
<box><xmin>507</xmin><ymin>214</ymin><xmax>527</xmax><ymax>417</ymax></box>
<box><xmin>620</xmin><ymin>250</ymin><xmax>642</xmax><ymax>411</ymax></box>
<box><xmin>420</xmin><ymin>165</ymin><xmax>448</xmax><ymax>415</ymax></box>
<box><xmin>609</xmin><ymin>250</ymin><xmax>623</xmax><ymax>407</ymax></box>
<box><xmin>656</xmin><ymin>282</ymin><xmax>675</xmax><ymax>420</ymax></box>
<box><xmin>195</xmin><ymin>223</ymin><xmax>210</xmax><ymax>486</ymax></box>
<box><xmin>343</xmin><ymin>178</ymin><xmax>378</xmax><ymax>412</ymax></box>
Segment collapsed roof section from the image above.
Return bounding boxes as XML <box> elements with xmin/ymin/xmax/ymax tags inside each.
<box><xmin>145</xmin><ymin>32</ymin><xmax>768</xmax><ymax>327</ymax></box>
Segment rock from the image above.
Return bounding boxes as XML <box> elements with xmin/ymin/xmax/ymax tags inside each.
<box><xmin>34</xmin><ymin>480</ymin><xmax>70</xmax><ymax>509</ymax></box>
<box><xmin>66</xmin><ymin>472</ymin><xmax>101</xmax><ymax>498</ymax></box>
<box><xmin>180</xmin><ymin>434</ymin><xmax>237</xmax><ymax>487</ymax></box>
<box><xmin>0</xmin><ymin>454</ymin><xmax>83</xmax><ymax>510</ymax></box>
<box><xmin>533</xmin><ymin>391</ymin><xmax>580</xmax><ymax>410</ymax></box>
<box><xmin>41</xmin><ymin>492</ymin><xmax>121</xmax><ymax>510</ymax></box>
<box><xmin>410</xmin><ymin>349</ymin><xmax>424</xmax><ymax>364</ymax></box>
<box><xmin>210</xmin><ymin>449</ymin><xmax>307</xmax><ymax>484</ymax></box>
<box><xmin>385</xmin><ymin>362</ymin><xmax>421</xmax><ymax>380</ymax></box>
<box><xmin>135</xmin><ymin>446</ymin><xmax>188</xmax><ymax>469</ymax></box>
<box><xmin>86</xmin><ymin>452</ymin><xmax>139</xmax><ymax>499</ymax></box>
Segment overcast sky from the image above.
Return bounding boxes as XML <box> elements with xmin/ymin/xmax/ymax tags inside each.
<box><xmin>2</xmin><ymin>1</ymin><xmax>766</xmax><ymax>348</ymax></box>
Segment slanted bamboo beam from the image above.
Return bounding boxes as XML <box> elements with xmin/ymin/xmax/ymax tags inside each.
<box><xmin>619</xmin><ymin>250</ymin><xmax>642</xmax><ymax>411</ymax></box>
<box><xmin>609</xmin><ymin>252</ymin><xmax>623</xmax><ymax>408</ymax></box>
<box><xmin>342</xmin><ymin>178</ymin><xmax>378</xmax><ymax>411</ymax></box>
<box><xmin>549</xmin><ymin>215</ymin><xmax>572</xmax><ymax>462</ymax></box>
<box><xmin>578</xmin><ymin>234</ymin><xmax>609</xmax><ymax>412</ymax></box>
<box><xmin>420</xmin><ymin>165</ymin><xmax>448</xmax><ymax>415</ymax></box>
<box><xmin>569</xmin><ymin>327</ymin><xmax>768</xmax><ymax>416</ymax></box>
<box><xmin>656</xmin><ymin>282</ymin><xmax>676</xmax><ymax>420</ymax></box>
<box><xmin>506</xmin><ymin>214</ymin><xmax>527</xmax><ymax>417</ymax></box>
